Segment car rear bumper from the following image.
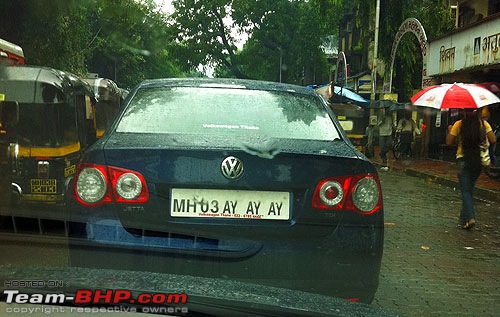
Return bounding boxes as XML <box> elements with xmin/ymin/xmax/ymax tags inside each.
<box><xmin>68</xmin><ymin>214</ymin><xmax>383</xmax><ymax>303</ymax></box>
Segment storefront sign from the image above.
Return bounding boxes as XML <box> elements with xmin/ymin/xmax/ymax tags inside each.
<box><xmin>482</xmin><ymin>32</ymin><xmax>500</xmax><ymax>64</ymax></box>
<box><xmin>358</xmin><ymin>75</ymin><xmax>372</xmax><ymax>92</ymax></box>
<box><xmin>428</xmin><ymin>16</ymin><xmax>500</xmax><ymax>75</ymax></box>
<box><xmin>439</xmin><ymin>46</ymin><xmax>455</xmax><ymax>73</ymax></box>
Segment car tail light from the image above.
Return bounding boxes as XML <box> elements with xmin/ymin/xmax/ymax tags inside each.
<box><xmin>312</xmin><ymin>174</ymin><xmax>382</xmax><ymax>215</ymax></box>
<box><xmin>73</xmin><ymin>163</ymin><xmax>149</xmax><ymax>206</ymax></box>
<box><xmin>351</xmin><ymin>177</ymin><xmax>379</xmax><ymax>212</ymax></box>
<box><xmin>108</xmin><ymin>166</ymin><xmax>149</xmax><ymax>203</ymax></box>
<box><xmin>312</xmin><ymin>176</ymin><xmax>352</xmax><ymax>211</ymax></box>
<box><xmin>75</xmin><ymin>164</ymin><xmax>112</xmax><ymax>206</ymax></box>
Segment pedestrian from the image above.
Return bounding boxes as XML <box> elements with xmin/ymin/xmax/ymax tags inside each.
<box><xmin>446</xmin><ymin>108</ymin><xmax>497</xmax><ymax>229</ymax></box>
<box><xmin>396</xmin><ymin>110</ymin><xmax>419</xmax><ymax>158</ymax></box>
<box><xmin>377</xmin><ymin>107</ymin><xmax>394</xmax><ymax>166</ymax></box>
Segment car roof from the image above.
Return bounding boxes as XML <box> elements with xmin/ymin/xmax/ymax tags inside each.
<box><xmin>138</xmin><ymin>78</ymin><xmax>317</xmax><ymax>96</ymax></box>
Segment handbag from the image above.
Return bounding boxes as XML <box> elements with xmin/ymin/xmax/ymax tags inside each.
<box><xmin>480</xmin><ymin>142</ymin><xmax>490</xmax><ymax>167</ymax></box>
<box><xmin>480</xmin><ymin>120</ymin><xmax>491</xmax><ymax>168</ymax></box>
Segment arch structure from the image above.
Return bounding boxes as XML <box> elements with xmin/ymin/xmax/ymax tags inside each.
<box><xmin>383</xmin><ymin>18</ymin><xmax>430</xmax><ymax>93</ymax></box>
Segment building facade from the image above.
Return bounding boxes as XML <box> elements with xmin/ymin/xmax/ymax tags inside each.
<box><xmin>426</xmin><ymin>1</ymin><xmax>499</xmax><ymax>160</ymax></box>
<box><xmin>338</xmin><ymin>0</ymin><xmax>500</xmax><ymax>160</ymax></box>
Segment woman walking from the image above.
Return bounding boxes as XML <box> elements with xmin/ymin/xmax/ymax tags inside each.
<box><xmin>446</xmin><ymin>109</ymin><xmax>496</xmax><ymax>229</ymax></box>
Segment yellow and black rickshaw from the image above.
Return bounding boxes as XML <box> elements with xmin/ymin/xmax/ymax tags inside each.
<box><xmin>0</xmin><ymin>65</ymin><xmax>97</xmax><ymax>207</ymax></box>
<box><xmin>0</xmin><ymin>100</ymin><xmax>19</xmax><ymax>211</ymax></box>
<box><xmin>83</xmin><ymin>77</ymin><xmax>123</xmax><ymax>138</ymax></box>
<box><xmin>329</xmin><ymin>102</ymin><xmax>370</xmax><ymax>152</ymax></box>
<box><xmin>314</xmin><ymin>85</ymin><xmax>370</xmax><ymax>153</ymax></box>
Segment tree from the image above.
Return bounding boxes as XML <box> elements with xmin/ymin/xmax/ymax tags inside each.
<box><xmin>352</xmin><ymin>0</ymin><xmax>454</xmax><ymax>100</ymax></box>
<box><xmin>171</xmin><ymin>0</ymin><xmax>342</xmax><ymax>83</ymax></box>
<box><xmin>84</xmin><ymin>0</ymin><xmax>185</xmax><ymax>88</ymax></box>
<box><xmin>0</xmin><ymin>0</ymin><xmax>186</xmax><ymax>87</ymax></box>
<box><xmin>170</xmin><ymin>0</ymin><xmax>249</xmax><ymax>78</ymax></box>
<box><xmin>0</xmin><ymin>0</ymin><xmax>92</xmax><ymax>74</ymax></box>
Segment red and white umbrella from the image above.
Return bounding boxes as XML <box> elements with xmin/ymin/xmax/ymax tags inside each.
<box><xmin>410</xmin><ymin>83</ymin><xmax>500</xmax><ymax>109</ymax></box>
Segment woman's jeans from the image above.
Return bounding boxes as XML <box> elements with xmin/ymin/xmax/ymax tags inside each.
<box><xmin>457</xmin><ymin>160</ymin><xmax>482</xmax><ymax>221</ymax></box>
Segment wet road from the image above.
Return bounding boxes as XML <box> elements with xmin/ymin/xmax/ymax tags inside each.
<box><xmin>374</xmin><ymin>169</ymin><xmax>500</xmax><ymax>316</ymax></box>
<box><xmin>1</xmin><ymin>169</ymin><xmax>499</xmax><ymax>316</ymax></box>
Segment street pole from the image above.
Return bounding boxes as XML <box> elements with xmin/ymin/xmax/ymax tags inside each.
<box><xmin>367</xmin><ymin>0</ymin><xmax>381</xmax><ymax>158</ymax></box>
<box><xmin>371</xmin><ymin>0</ymin><xmax>380</xmax><ymax>101</ymax></box>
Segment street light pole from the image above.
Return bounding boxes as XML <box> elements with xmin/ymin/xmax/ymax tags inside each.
<box><xmin>371</xmin><ymin>0</ymin><xmax>380</xmax><ymax>101</ymax></box>
<box><xmin>367</xmin><ymin>0</ymin><xmax>381</xmax><ymax>158</ymax></box>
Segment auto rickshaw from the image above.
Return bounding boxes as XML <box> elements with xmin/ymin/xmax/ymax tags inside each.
<box><xmin>314</xmin><ymin>85</ymin><xmax>370</xmax><ymax>153</ymax></box>
<box><xmin>0</xmin><ymin>100</ymin><xmax>19</xmax><ymax>211</ymax></box>
<box><xmin>83</xmin><ymin>77</ymin><xmax>123</xmax><ymax>138</ymax></box>
<box><xmin>0</xmin><ymin>38</ymin><xmax>24</xmax><ymax>66</ymax></box>
<box><xmin>329</xmin><ymin>103</ymin><xmax>370</xmax><ymax>152</ymax></box>
<box><xmin>0</xmin><ymin>65</ymin><xmax>97</xmax><ymax>207</ymax></box>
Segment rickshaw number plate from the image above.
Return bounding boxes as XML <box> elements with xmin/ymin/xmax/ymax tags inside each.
<box><xmin>31</xmin><ymin>179</ymin><xmax>57</xmax><ymax>194</ymax></box>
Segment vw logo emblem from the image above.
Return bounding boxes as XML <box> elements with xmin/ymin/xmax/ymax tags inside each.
<box><xmin>221</xmin><ymin>156</ymin><xmax>244</xmax><ymax>180</ymax></box>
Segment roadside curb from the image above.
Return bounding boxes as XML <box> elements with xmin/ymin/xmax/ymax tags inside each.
<box><xmin>374</xmin><ymin>162</ymin><xmax>500</xmax><ymax>202</ymax></box>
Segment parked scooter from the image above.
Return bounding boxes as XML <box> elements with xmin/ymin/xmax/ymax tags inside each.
<box><xmin>485</xmin><ymin>124</ymin><xmax>500</xmax><ymax>179</ymax></box>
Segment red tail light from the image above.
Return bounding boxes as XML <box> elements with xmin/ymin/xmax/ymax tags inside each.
<box><xmin>73</xmin><ymin>163</ymin><xmax>149</xmax><ymax>206</ymax></box>
<box><xmin>73</xmin><ymin>163</ymin><xmax>113</xmax><ymax>207</ymax></box>
<box><xmin>312</xmin><ymin>174</ymin><xmax>382</xmax><ymax>215</ymax></box>
<box><xmin>108</xmin><ymin>166</ymin><xmax>149</xmax><ymax>203</ymax></box>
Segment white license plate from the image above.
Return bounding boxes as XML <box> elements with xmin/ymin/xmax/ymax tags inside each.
<box><xmin>170</xmin><ymin>188</ymin><xmax>290</xmax><ymax>220</ymax></box>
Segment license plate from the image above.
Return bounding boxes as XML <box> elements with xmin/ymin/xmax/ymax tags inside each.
<box><xmin>171</xmin><ymin>188</ymin><xmax>290</xmax><ymax>220</ymax></box>
<box><xmin>30</xmin><ymin>179</ymin><xmax>57</xmax><ymax>194</ymax></box>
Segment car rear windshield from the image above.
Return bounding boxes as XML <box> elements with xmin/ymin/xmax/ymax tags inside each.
<box><xmin>116</xmin><ymin>87</ymin><xmax>340</xmax><ymax>141</ymax></box>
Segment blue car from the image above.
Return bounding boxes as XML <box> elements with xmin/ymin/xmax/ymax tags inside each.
<box><xmin>67</xmin><ymin>78</ymin><xmax>384</xmax><ymax>303</ymax></box>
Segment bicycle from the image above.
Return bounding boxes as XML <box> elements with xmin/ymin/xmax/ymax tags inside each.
<box><xmin>391</xmin><ymin>132</ymin><xmax>402</xmax><ymax>160</ymax></box>
<box><xmin>391</xmin><ymin>131</ymin><xmax>415</xmax><ymax>160</ymax></box>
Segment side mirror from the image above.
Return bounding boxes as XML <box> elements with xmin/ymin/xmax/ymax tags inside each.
<box><xmin>0</xmin><ymin>101</ymin><xmax>19</xmax><ymax>126</ymax></box>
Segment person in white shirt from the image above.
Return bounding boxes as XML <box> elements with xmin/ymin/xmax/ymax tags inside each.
<box><xmin>396</xmin><ymin>110</ymin><xmax>420</xmax><ymax>158</ymax></box>
<box><xmin>377</xmin><ymin>108</ymin><xmax>394</xmax><ymax>165</ymax></box>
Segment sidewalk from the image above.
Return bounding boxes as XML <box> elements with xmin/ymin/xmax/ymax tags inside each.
<box><xmin>370</xmin><ymin>149</ymin><xmax>500</xmax><ymax>202</ymax></box>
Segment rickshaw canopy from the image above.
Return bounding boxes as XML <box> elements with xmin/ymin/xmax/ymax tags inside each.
<box><xmin>0</xmin><ymin>66</ymin><xmax>96</xmax><ymax>104</ymax></box>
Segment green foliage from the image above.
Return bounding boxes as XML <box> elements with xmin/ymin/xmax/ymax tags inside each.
<box><xmin>172</xmin><ymin>0</ymin><xmax>342</xmax><ymax>84</ymax></box>
<box><xmin>0</xmin><ymin>0</ymin><xmax>345</xmax><ymax>86</ymax></box>
<box><xmin>352</xmin><ymin>0</ymin><xmax>455</xmax><ymax>100</ymax></box>
<box><xmin>170</xmin><ymin>0</ymin><xmax>245</xmax><ymax>78</ymax></box>
<box><xmin>0</xmin><ymin>0</ymin><xmax>92</xmax><ymax>74</ymax></box>
<box><xmin>0</xmin><ymin>0</ymin><xmax>186</xmax><ymax>88</ymax></box>
<box><xmin>85</xmin><ymin>0</ymin><xmax>185</xmax><ymax>87</ymax></box>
